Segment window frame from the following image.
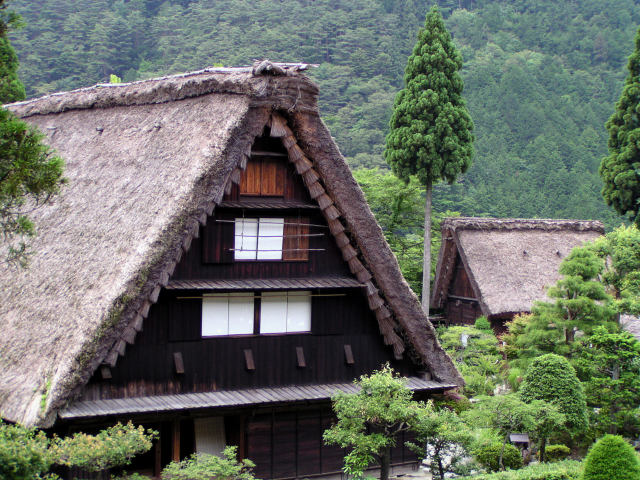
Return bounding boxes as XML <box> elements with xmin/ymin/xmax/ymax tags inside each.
<box><xmin>201</xmin><ymin>291</ymin><xmax>312</xmax><ymax>337</ymax></box>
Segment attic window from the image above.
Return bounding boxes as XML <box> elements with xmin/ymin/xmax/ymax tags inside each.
<box><xmin>240</xmin><ymin>157</ymin><xmax>285</xmax><ymax>196</ymax></box>
<box><xmin>233</xmin><ymin>217</ymin><xmax>309</xmax><ymax>261</ymax></box>
<box><xmin>235</xmin><ymin>218</ymin><xmax>284</xmax><ymax>260</ymax></box>
<box><xmin>201</xmin><ymin>291</ymin><xmax>311</xmax><ymax>337</ymax></box>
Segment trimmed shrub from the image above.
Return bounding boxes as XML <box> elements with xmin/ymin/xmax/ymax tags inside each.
<box><xmin>519</xmin><ymin>354</ymin><xmax>588</xmax><ymax>433</ymax></box>
<box><xmin>582</xmin><ymin>434</ymin><xmax>640</xmax><ymax>480</ymax></box>
<box><xmin>475</xmin><ymin>443</ymin><xmax>523</xmax><ymax>472</ymax></box>
<box><xmin>475</xmin><ymin>316</ymin><xmax>492</xmax><ymax>332</ymax></box>
<box><xmin>544</xmin><ymin>445</ymin><xmax>571</xmax><ymax>462</ymax></box>
<box><xmin>459</xmin><ymin>460</ymin><xmax>582</xmax><ymax>479</ymax></box>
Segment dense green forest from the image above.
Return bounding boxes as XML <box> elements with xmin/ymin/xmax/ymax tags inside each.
<box><xmin>7</xmin><ymin>0</ymin><xmax>640</xmax><ymax>228</ymax></box>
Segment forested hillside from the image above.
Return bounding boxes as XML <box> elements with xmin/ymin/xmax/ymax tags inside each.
<box><xmin>8</xmin><ymin>0</ymin><xmax>640</xmax><ymax>228</ymax></box>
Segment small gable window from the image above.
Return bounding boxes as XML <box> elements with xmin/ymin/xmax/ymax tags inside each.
<box><xmin>233</xmin><ymin>217</ymin><xmax>309</xmax><ymax>261</ymax></box>
<box><xmin>260</xmin><ymin>291</ymin><xmax>311</xmax><ymax>333</ymax></box>
<box><xmin>201</xmin><ymin>291</ymin><xmax>311</xmax><ymax>337</ymax></box>
<box><xmin>240</xmin><ymin>157</ymin><xmax>285</xmax><ymax>196</ymax></box>
<box><xmin>202</xmin><ymin>293</ymin><xmax>254</xmax><ymax>336</ymax></box>
<box><xmin>235</xmin><ymin>218</ymin><xmax>284</xmax><ymax>260</ymax></box>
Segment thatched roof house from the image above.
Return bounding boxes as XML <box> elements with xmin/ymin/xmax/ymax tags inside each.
<box><xmin>431</xmin><ymin>217</ymin><xmax>604</xmax><ymax>327</ymax></box>
<box><xmin>0</xmin><ymin>62</ymin><xmax>460</xmax><ymax>434</ymax></box>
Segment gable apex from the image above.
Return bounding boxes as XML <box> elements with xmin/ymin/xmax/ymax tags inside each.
<box><xmin>0</xmin><ymin>65</ymin><xmax>461</xmax><ymax>427</ymax></box>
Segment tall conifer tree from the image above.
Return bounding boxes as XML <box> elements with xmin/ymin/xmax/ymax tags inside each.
<box><xmin>0</xmin><ymin>0</ymin><xmax>64</xmax><ymax>265</ymax></box>
<box><xmin>600</xmin><ymin>27</ymin><xmax>640</xmax><ymax>225</ymax></box>
<box><xmin>0</xmin><ymin>0</ymin><xmax>25</xmax><ymax>103</ymax></box>
<box><xmin>385</xmin><ymin>6</ymin><xmax>474</xmax><ymax>314</ymax></box>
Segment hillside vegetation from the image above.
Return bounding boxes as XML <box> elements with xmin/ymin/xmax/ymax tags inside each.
<box><xmin>8</xmin><ymin>0</ymin><xmax>640</xmax><ymax>227</ymax></box>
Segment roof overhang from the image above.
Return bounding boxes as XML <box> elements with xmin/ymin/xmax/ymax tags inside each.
<box><xmin>166</xmin><ymin>276</ymin><xmax>364</xmax><ymax>290</ymax></box>
<box><xmin>59</xmin><ymin>377</ymin><xmax>455</xmax><ymax>420</ymax></box>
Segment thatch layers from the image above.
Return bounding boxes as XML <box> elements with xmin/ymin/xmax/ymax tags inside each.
<box><xmin>431</xmin><ymin>217</ymin><xmax>604</xmax><ymax>316</ymax></box>
<box><xmin>0</xmin><ymin>64</ymin><xmax>461</xmax><ymax>427</ymax></box>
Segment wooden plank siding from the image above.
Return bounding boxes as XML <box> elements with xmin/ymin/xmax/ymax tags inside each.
<box><xmin>82</xmin><ymin>289</ymin><xmax>415</xmax><ymax>400</ymax></box>
<box><xmin>445</xmin><ymin>253</ymin><xmax>482</xmax><ymax>325</ymax></box>
<box><xmin>179</xmin><ymin>210</ymin><xmax>347</xmax><ymax>279</ymax></box>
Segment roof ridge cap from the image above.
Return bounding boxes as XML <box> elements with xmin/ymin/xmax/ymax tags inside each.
<box><xmin>443</xmin><ymin>217</ymin><xmax>605</xmax><ymax>233</ymax></box>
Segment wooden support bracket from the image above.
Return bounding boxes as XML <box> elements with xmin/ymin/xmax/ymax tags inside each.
<box><xmin>343</xmin><ymin>345</ymin><xmax>355</xmax><ymax>365</ymax></box>
<box><xmin>174</xmin><ymin>352</ymin><xmax>185</xmax><ymax>374</ymax></box>
<box><xmin>244</xmin><ymin>349</ymin><xmax>255</xmax><ymax>371</ymax></box>
<box><xmin>296</xmin><ymin>346</ymin><xmax>306</xmax><ymax>368</ymax></box>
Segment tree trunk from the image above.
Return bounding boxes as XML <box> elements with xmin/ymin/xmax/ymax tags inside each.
<box><xmin>499</xmin><ymin>434</ymin><xmax>508</xmax><ymax>471</ymax></box>
<box><xmin>539</xmin><ymin>437</ymin><xmax>546</xmax><ymax>463</ymax></box>
<box><xmin>610</xmin><ymin>363</ymin><xmax>620</xmax><ymax>434</ymax></box>
<box><xmin>422</xmin><ymin>181</ymin><xmax>432</xmax><ymax>316</ymax></box>
<box><xmin>380</xmin><ymin>446</ymin><xmax>391</xmax><ymax>480</ymax></box>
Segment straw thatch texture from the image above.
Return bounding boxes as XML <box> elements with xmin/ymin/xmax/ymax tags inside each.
<box><xmin>431</xmin><ymin>218</ymin><xmax>604</xmax><ymax>316</ymax></box>
<box><xmin>0</xmin><ymin>64</ymin><xmax>461</xmax><ymax>428</ymax></box>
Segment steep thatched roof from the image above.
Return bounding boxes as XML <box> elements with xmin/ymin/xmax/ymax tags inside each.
<box><xmin>431</xmin><ymin>217</ymin><xmax>605</xmax><ymax>317</ymax></box>
<box><xmin>0</xmin><ymin>63</ymin><xmax>461</xmax><ymax>428</ymax></box>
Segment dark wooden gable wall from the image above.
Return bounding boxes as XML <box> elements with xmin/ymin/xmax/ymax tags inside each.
<box><xmin>82</xmin><ymin>131</ymin><xmax>414</xmax><ymax>401</ymax></box>
<box><xmin>444</xmin><ymin>252</ymin><xmax>482</xmax><ymax>326</ymax></box>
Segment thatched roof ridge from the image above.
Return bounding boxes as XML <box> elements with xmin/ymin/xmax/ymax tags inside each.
<box><xmin>432</xmin><ymin>217</ymin><xmax>604</xmax><ymax>316</ymax></box>
<box><xmin>442</xmin><ymin>217</ymin><xmax>605</xmax><ymax>233</ymax></box>
<box><xmin>0</xmin><ymin>64</ymin><xmax>460</xmax><ymax>427</ymax></box>
<box><xmin>8</xmin><ymin>63</ymin><xmax>318</xmax><ymax>118</ymax></box>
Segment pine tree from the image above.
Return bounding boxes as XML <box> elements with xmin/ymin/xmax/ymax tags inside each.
<box><xmin>0</xmin><ymin>0</ymin><xmax>25</xmax><ymax>103</ymax></box>
<box><xmin>519</xmin><ymin>354</ymin><xmax>588</xmax><ymax>435</ymax></box>
<box><xmin>385</xmin><ymin>5</ymin><xmax>474</xmax><ymax>314</ymax></box>
<box><xmin>0</xmin><ymin>0</ymin><xmax>64</xmax><ymax>265</ymax></box>
<box><xmin>600</xmin><ymin>27</ymin><xmax>640</xmax><ymax>225</ymax></box>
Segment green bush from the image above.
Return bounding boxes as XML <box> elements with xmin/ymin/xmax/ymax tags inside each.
<box><xmin>475</xmin><ymin>316</ymin><xmax>492</xmax><ymax>332</ymax></box>
<box><xmin>161</xmin><ymin>446</ymin><xmax>257</xmax><ymax>480</ymax></box>
<box><xmin>459</xmin><ymin>460</ymin><xmax>583</xmax><ymax>479</ymax></box>
<box><xmin>582</xmin><ymin>434</ymin><xmax>640</xmax><ymax>480</ymax></box>
<box><xmin>519</xmin><ymin>354</ymin><xmax>588</xmax><ymax>433</ymax></box>
<box><xmin>475</xmin><ymin>443</ymin><xmax>523</xmax><ymax>472</ymax></box>
<box><xmin>0</xmin><ymin>422</ymin><xmax>50</xmax><ymax>480</ymax></box>
<box><xmin>543</xmin><ymin>445</ymin><xmax>571</xmax><ymax>462</ymax></box>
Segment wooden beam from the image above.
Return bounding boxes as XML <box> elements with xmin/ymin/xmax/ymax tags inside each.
<box><xmin>296</xmin><ymin>347</ymin><xmax>306</xmax><ymax>368</ymax></box>
<box><xmin>173</xmin><ymin>352</ymin><xmax>185</xmax><ymax>374</ymax></box>
<box><xmin>343</xmin><ymin>345</ymin><xmax>355</xmax><ymax>365</ymax></box>
<box><xmin>244</xmin><ymin>349</ymin><xmax>255</xmax><ymax>371</ymax></box>
<box><xmin>172</xmin><ymin>420</ymin><xmax>181</xmax><ymax>463</ymax></box>
<box><xmin>154</xmin><ymin>434</ymin><xmax>162</xmax><ymax>479</ymax></box>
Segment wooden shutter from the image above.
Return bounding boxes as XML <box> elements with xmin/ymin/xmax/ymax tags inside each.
<box><xmin>260</xmin><ymin>158</ymin><xmax>285</xmax><ymax>196</ymax></box>
<box><xmin>202</xmin><ymin>216</ymin><xmax>234</xmax><ymax>263</ymax></box>
<box><xmin>240</xmin><ymin>158</ymin><xmax>285</xmax><ymax>196</ymax></box>
<box><xmin>240</xmin><ymin>160</ymin><xmax>262</xmax><ymax>195</ymax></box>
<box><xmin>283</xmin><ymin>216</ymin><xmax>309</xmax><ymax>261</ymax></box>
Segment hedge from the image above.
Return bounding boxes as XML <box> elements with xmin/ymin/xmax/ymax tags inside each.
<box><xmin>459</xmin><ymin>460</ymin><xmax>583</xmax><ymax>480</ymax></box>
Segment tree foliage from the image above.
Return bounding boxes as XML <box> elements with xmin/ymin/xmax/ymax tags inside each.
<box><xmin>385</xmin><ymin>5</ymin><xmax>473</xmax><ymax>311</ymax></box>
<box><xmin>474</xmin><ymin>443</ymin><xmax>522</xmax><ymax>473</ymax></box>
<box><xmin>600</xmin><ymin>26</ymin><xmax>640</xmax><ymax>225</ymax></box>
<box><xmin>519</xmin><ymin>354</ymin><xmax>588</xmax><ymax>435</ymax></box>
<box><xmin>0</xmin><ymin>0</ymin><xmax>25</xmax><ymax>103</ymax></box>
<box><xmin>575</xmin><ymin>326</ymin><xmax>640</xmax><ymax>437</ymax></box>
<box><xmin>353</xmin><ymin>167</ymin><xmax>458</xmax><ymax>295</ymax></box>
<box><xmin>438</xmin><ymin>325</ymin><xmax>502</xmax><ymax>396</ymax></box>
<box><xmin>413</xmin><ymin>406</ymin><xmax>473</xmax><ymax>480</ymax></box>
<box><xmin>0</xmin><ymin>422</ymin><xmax>49</xmax><ymax>480</ymax></box>
<box><xmin>0</xmin><ymin>107</ymin><xmax>65</xmax><ymax>265</ymax></box>
<box><xmin>161</xmin><ymin>446</ymin><xmax>257</xmax><ymax>480</ymax></box>
<box><xmin>0</xmin><ymin>0</ymin><xmax>64</xmax><ymax>265</ymax></box>
<box><xmin>582</xmin><ymin>434</ymin><xmax>640</xmax><ymax>480</ymax></box>
<box><xmin>6</xmin><ymin>0</ymin><xmax>639</xmax><ymax>227</ymax></box>
<box><xmin>323</xmin><ymin>365</ymin><xmax>434</xmax><ymax>480</ymax></box>
<box><xmin>384</xmin><ymin>5</ymin><xmax>474</xmax><ymax>187</ymax></box>
<box><xmin>590</xmin><ymin>224</ymin><xmax>640</xmax><ymax>315</ymax></box>
<box><xmin>0</xmin><ymin>421</ymin><xmax>157</xmax><ymax>480</ymax></box>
